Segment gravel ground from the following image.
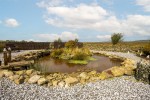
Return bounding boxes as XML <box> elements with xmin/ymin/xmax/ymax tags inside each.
<box><xmin>0</xmin><ymin>76</ymin><xmax>150</xmax><ymax>100</ymax></box>
<box><xmin>91</xmin><ymin>50</ymin><xmax>147</xmax><ymax>63</ymax></box>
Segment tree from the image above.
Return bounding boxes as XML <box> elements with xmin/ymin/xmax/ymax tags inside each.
<box><xmin>54</xmin><ymin>38</ymin><xmax>62</xmax><ymax>43</ymax></box>
<box><xmin>111</xmin><ymin>33</ymin><xmax>123</xmax><ymax>45</ymax></box>
<box><xmin>75</xmin><ymin>38</ymin><xmax>79</xmax><ymax>43</ymax></box>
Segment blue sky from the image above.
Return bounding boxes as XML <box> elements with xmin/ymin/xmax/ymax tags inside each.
<box><xmin>0</xmin><ymin>0</ymin><xmax>150</xmax><ymax>42</ymax></box>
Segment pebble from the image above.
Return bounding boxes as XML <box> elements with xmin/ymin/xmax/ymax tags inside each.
<box><xmin>0</xmin><ymin>76</ymin><xmax>150</xmax><ymax>100</ymax></box>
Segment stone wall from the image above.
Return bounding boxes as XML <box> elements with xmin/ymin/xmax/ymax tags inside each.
<box><xmin>135</xmin><ymin>61</ymin><xmax>150</xmax><ymax>84</ymax></box>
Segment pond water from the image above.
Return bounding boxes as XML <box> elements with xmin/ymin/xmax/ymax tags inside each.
<box><xmin>34</xmin><ymin>55</ymin><xmax>122</xmax><ymax>73</ymax></box>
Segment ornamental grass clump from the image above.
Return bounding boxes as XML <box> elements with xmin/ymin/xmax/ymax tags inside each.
<box><xmin>51</xmin><ymin>49</ymin><xmax>63</xmax><ymax>58</ymax></box>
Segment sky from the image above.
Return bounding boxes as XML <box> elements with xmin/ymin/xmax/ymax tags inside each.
<box><xmin>0</xmin><ymin>0</ymin><xmax>150</xmax><ymax>42</ymax></box>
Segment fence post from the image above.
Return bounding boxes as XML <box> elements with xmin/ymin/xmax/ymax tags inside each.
<box><xmin>8</xmin><ymin>47</ymin><xmax>11</xmax><ymax>62</ymax></box>
<box><xmin>3</xmin><ymin>48</ymin><xmax>8</xmax><ymax>65</ymax></box>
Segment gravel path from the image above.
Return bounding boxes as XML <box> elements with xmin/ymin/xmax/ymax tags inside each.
<box><xmin>0</xmin><ymin>76</ymin><xmax>150</xmax><ymax>100</ymax></box>
<box><xmin>91</xmin><ymin>50</ymin><xmax>147</xmax><ymax>63</ymax></box>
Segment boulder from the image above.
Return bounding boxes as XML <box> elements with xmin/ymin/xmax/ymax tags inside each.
<box><xmin>46</xmin><ymin>76</ymin><xmax>54</xmax><ymax>80</ymax></box>
<box><xmin>99</xmin><ymin>72</ymin><xmax>110</xmax><ymax>80</ymax></box>
<box><xmin>124</xmin><ymin>66</ymin><xmax>134</xmax><ymax>75</ymax></box>
<box><xmin>65</xmin><ymin>83</ymin><xmax>70</xmax><ymax>88</ymax></box>
<box><xmin>79</xmin><ymin>72</ymin><xmax>89</xmax><ymax>79</ymax></box>
<box><xmin>3</xmin><ymin>70</ymin><xmax>14</xmax><ymax>77</ymax></box>
<box><xmin>30</xmin><ymin>71</ymin><xmax>38</xmax><ymax>77</ymax></box>
<box><xmin>111</xmin><ymin>66</ymin><xmax>125</xmax><ymax>77</ymax></box>
<box><xmin>88</xmin><ymin>70</ymin><xmax>97</xmax><ymax>75</ymax></box>
<box><xmin>52</xmin><ymin>80</ymin><xmax>58</xmax><ymax>86</ymax></box>
<box><xmin>16</xmin><ymin>70</ymin><xmax>24</xmax><ymax>75</ymax></box>
<box><xmin>13</xmin><ymin>75</ymin><xmax>20</xmax><ymax>80</ymax></box>
<box><xmin>80</xmin><ymin>79</ymin><xmax>86</xmax><ymax>84</ymax></box>
<box><xmin>65</xmin><ymin>77</ymin><xmax>78</xmax><ymax>84</ymax></box>
<box><xmin>48</xmin><ymin>82</ymin><xmax>53</xmax><ymax>87</ymax></box>
<box><xmin>37</xmin><ymin>78</ymin><xmax>47</xmax><ymax>85</ymax></box>
<box><xmin>0</xmin><ymin>70</ymin><xmax>5</xmax><ymax>78</ymax></box>
<box><xmin>24</xmin><ymin>78</ymin><xmax>29</xmax><ymax>83</ymax></box>
<box><xmin>58</xmin><ymin>81</ymin><xmax>65</xmax><ymax>87</ymax></box>
<box><xmin>9</xmin><ymin>76</ymin><xmax>14</xmax><ymax>81</ymax></box>
<box><xmin>26</xmin><ymin>69</ymin><xmax>34</xmax><ymax>76</ymax></box>
<box><xmin>90</xmin><ymin>77</ymin><xmax>99</xmax><ymax>81</ymax></box>
<box><xmin>28</xmin><ymin>75</ymin><xmax>41</xmax><ymax>84</ymax></box>
<box><xmin>14</xmin><ymin>76</ymin><xmax>25</xmax><ymax>84</ymax></box>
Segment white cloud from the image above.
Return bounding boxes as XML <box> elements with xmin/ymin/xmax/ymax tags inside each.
<box><xmin>37</xmin><ymin>0</ymin><xmax>150</xmax><ymax>38</ymax></box>
<box><xmin>37</xmin><ymin>0</ymin><xmax>63</xmax><ymax>7</ymax></box>
<box><xmin>5</xmin><ymin>18</ymin><xmax>19</xmax><ymax>27</ymax></box>
<box><xmin>97</xmin><ymin>35</ymin><xmax>111</xmax><ymax>41</ymax></box>
<box><xmin>136</xmin><ymin>0</ymin><xmax>150</xmax><ymax>12</ymax></box>
<box><xmin>36</xmin><ymin>31</ymin><xmax>79</xmax><ymax>42</ymax></box>
<box><xmin>27</xmin><ymin>39</ymin><xmax>40</xmax><ymax>42</ymax></box>
<box><xmin>121</xmin><ymin>15</ymin><xmax>150</xmax><ymax>36</ymax></box>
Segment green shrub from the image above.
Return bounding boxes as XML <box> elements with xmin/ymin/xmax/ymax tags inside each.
<box><xmin>111</xmin><ymin>33</ymin><xmax>123</xmax><ymax>45</ymax></box>
<box><xmin>143</xmin><ymin>43</ymin><xmax>150</xmax><ymax>55</ymax></box>
<box><xmin>0</xmin><ymin>43</ymin><xmax>5</xmax><ymax>52</ymax></box>
<box><xmin>51</xmin><ymin>49</ymin><xmax>63</xmax><ymax>58</ymax></box>
<box><xmin>73</xmin><ymin>52</ymin><xmax>87</xmax><ymax>60</ymax></box>
<box><xmin>65</xmin><ymin>40</ymin><xmax>77</xmax><ymax>48</ymax></box>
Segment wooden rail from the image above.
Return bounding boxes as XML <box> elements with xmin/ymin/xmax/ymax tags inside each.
<box><xmin>0</xmin><ymin>60</ymin><xmax>34</xmax><ymax>69</ymax></box>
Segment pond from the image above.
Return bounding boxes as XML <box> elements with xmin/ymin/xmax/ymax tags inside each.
<box><xmin>33</xmin><ymin>55</ymin><xmax>122</xmax><ymax>73</ymax></box>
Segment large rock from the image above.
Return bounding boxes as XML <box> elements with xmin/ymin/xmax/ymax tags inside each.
<box><xmin>79</xmin><ymin>72</ymin><xmax>89</xmax><ymax>79</ymax></box>
<box><xmin>58</xmin><ymin>81</ymin><xmax>65</xmax><ymax>87</ymax></box>
<box><xmin>110</xmin><ymin>66</ymin><xmax>125</xmax><ymax>77</ymax></box>
<box><xmin>14</xmin><ymin>78</ymin><xmax>24</xmax><ymax>84</ymax></box>
<box><xmin>52</xmin><ymin>80</ymin><xmax>58</xmax><ymax>86</ymax></box>
<box><xmin>13</xmin><ymin>75</ymin><xmax>20</xmax><ymax>80</ymax></box>
<box><xmin>88</xmin><ymin>71</ymin><xmax>97</xmax><ymax>75</ymax></box>
<box><xmin>37</xmin><ymin>78</ymin><xmax>47</xmax><ymax>85</ymax></box>
<box><xmin>46</xmin><ymin>75</ymin><xmax>54</xmax><ymax>80</ymax></box>
<box><xmin>8</xmin><ymin>74</ymin><xmax>20</xmax><ymax>81</ymax></box>
<box><xmin>124</xmin><ymin>66</ymin><xmax>135</xmax><ymax>75</ymax></box>
<box><xmin>65</xmin><ymin>77</ymin><xmax>78</xmax><ymax>84</ymax></box>
<box><xmin>3</xmin><ymin>70</ymin><xmax>14</xmax><ymax>77</ymax></box>
<box><xmin>0</xmin><ymin>70</ymin><xmax>5</xmax><ymax>78</ymax></box>
<box><xmin>48</xmin><ymin>82</ymin><xmax>53</xmax><ymax>87</ymax></box>
<box><xmin>28</xmin><ymin>75</ymin><xmax>41</xmax><ymax>84</ymax></box>
<box><xmin>90</xmin><ymin>77</ymin><xmax>100</xmax><ymax>81</ymax></box>
<box><xmin>26</xmin><ymin>69</ymin><xmax>34</xmax><ymax>76</ymax></box>
<box><xmin>99</xmin><ymin>72</ymin><xmax>110</xmax><ymax>80</ymax></box>
<box><xmin>16</xmin><ymin>70</ymin><xmax>25</xmax><ymax>75</ymax></box>
<box><xmin>80</xmin><ymin>79</ymin><xmax>86</xmax><ymax>84</ymax></box>
<box><xmin>14</xmin><ymin>76</ymin><xmax>25</xmax><ymax>84</ymax></box>
<box><xmin>8</xmin><ymin>76</ymin><xmax>14</xmax><ymax>81</ymax></box>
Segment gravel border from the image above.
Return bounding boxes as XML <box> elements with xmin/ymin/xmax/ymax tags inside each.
<box><xmin>0</xmin><ymin>76</ymin><xmax>150</xmax><ymax>100</ymax></box>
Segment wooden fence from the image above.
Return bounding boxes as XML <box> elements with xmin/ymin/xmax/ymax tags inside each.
<box><xmin>4</xmin><ymin>42</ymin><xmax>83</xmax><ymax>50</ymax></box>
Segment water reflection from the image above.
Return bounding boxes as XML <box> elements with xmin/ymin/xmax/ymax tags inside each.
<box><xmin>34</xmin><ymin>55</ymin><xmax>122</xmax><ymax>73</ymax></box>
